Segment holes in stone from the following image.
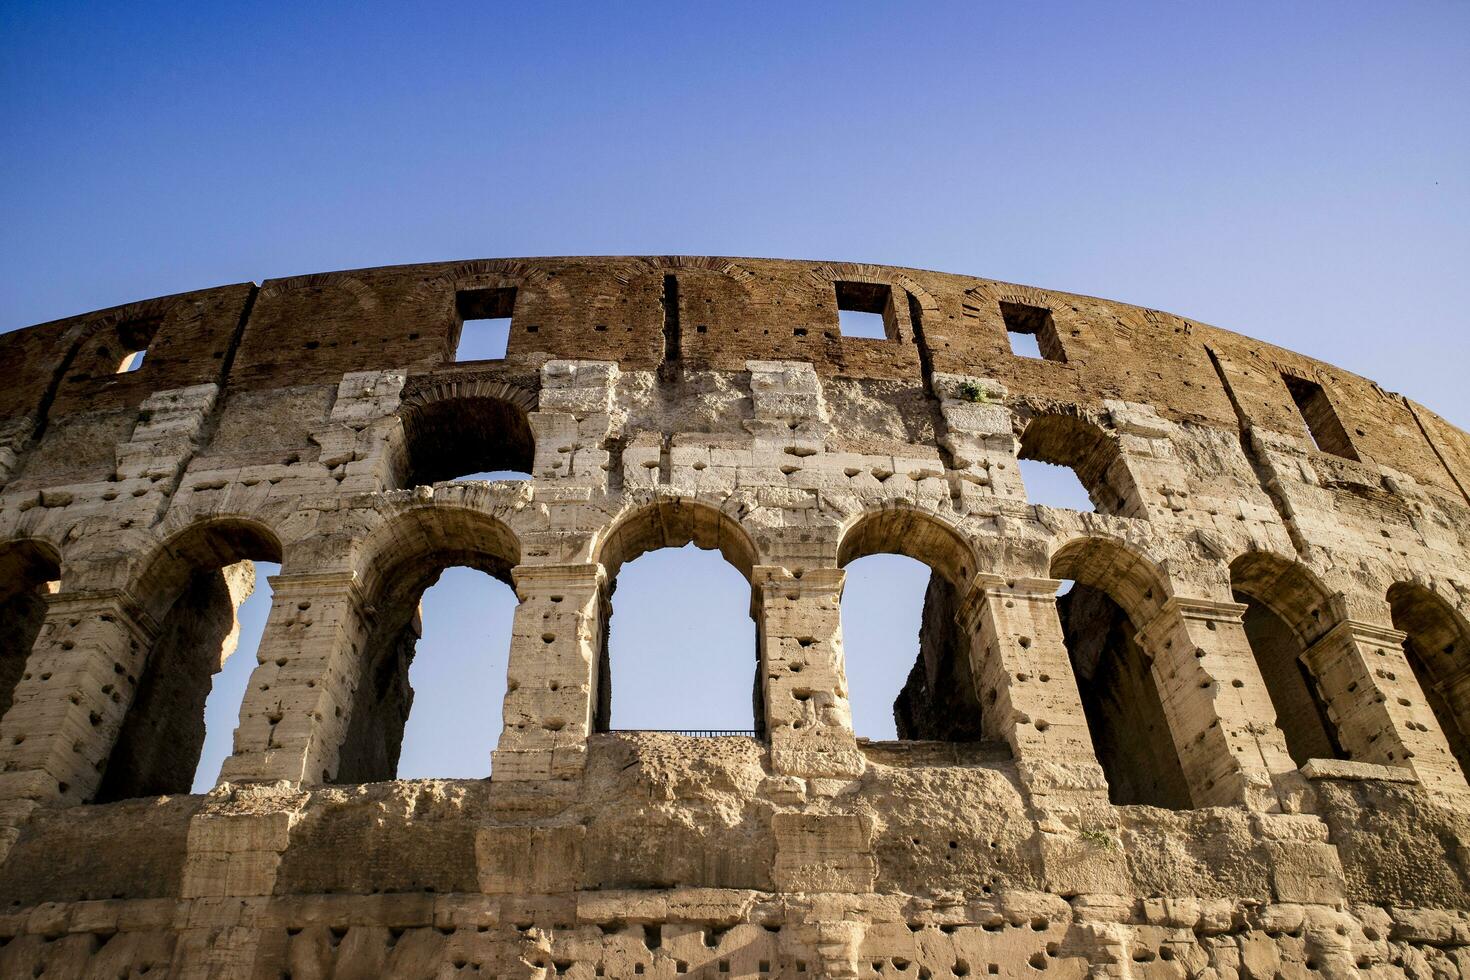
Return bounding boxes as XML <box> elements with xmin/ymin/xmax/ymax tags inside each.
<box><xmin>1232</xmin><ymin>556</ymin><xmax>1346</xmax><ymax>766</ymax></box>
<box><xmin>454</xmin><ymin>287</ymin><xmax>516</xmax><ymax>361</ymax></box>
<box><xmin>97</xmin><ymin>522</ymin><xmax>281</xmax><ymax>802</ymax></box>
<box><xmin>835</xmin><ymin>281</ymin><xmax>893</xmax><ymax>339</ymax></box>
<box><xmin>1055</xmin><ymin>577</ymin><xmax>1193</xmax><ymax>809</ymax></box>
<box><xmin>359</xmin><ymin>565</ymin><xmax>516</xmax><ymax>781</ymax></box>
<box><xmin>1281</xmin><ymin>373</ymin><xmax>1359</xmax><ymax>460</ymax></box>
<box><xmin>112</xmin><ymin>315</ymin><xmax>162</xmax><ymax>373</ymax></box>
<box><xmin>1001</xmin><ymin>302</ymin><xmax>1066</xmax><ymax>362</ymax></box>
<box><xmin>399</xmin><ymin>391</ymin><xmax>533</xmax><ymax>485</ymax></box>
<box><xmin>1391</xmin><ymin>581</ymin><xmax>1470</xmax><ymax>775</ymax></box>
<box><xmin>841</xmin><ymin>551</ymin><xmax>987</xmax><ymax>744</ymax></box>
<box><xmin>601</xmin><ymin>532</ymin><xmax>756</xmax><ymax>734</ymax></box>
<box><xmin>1018</xmin><ymin>414</ymin><xmax>1137</xmax><ymax>514</ymax></box>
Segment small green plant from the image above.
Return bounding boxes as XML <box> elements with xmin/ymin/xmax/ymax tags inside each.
<box><xmin>1079</xmin><ymin>828</ymin><xmax>1117</xmax><ymax>851</ymax></box>
<box><xmin>957</xmin><ymin>381</ymin><xmax>988</xmax><ymax>403</ymax></box>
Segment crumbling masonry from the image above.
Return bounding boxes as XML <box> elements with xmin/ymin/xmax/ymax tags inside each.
<box><xmin>0</xmin><ymin>256</ymin><xmax>1468</xmax><ymax>977</ymax></box>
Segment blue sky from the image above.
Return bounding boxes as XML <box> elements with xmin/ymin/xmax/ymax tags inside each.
<box><xmin>3</xmin><ymin>2</ymin><xmax>1466</xmax><ymax>788</ymax></box>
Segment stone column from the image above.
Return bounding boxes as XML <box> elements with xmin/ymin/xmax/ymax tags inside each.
<box><xmin>757</xmin><ymin>565</ymin><xmax>864</xmax><ymax>779</ymax></box>
<box><xmin>217</xmin><ymin>571</ymin><xmax>373</xmax><ymax>787</ymax></box>
<box><xmin>0</xmin><ymin>589</ymin><xmax>157</xmax><ymax>809</ymax></box>
<box><xmin>1302</xmin><ymin>619</ymin><xmax>1470</xmax><ymax>795</ymax></box>
<box><xmin>1135</xmin><ymin>597</ymin><xmax>1296</xmax><ymax>809</ymax></box>
<box><xmin>491</xmin><ymin>563</ymin><xmax>602</xmax><ymax>783</ymax></box>
<box><xmin>961</xmin><ymin>574</ymin><xmax>1108</xmax><ymax>802</ymax></box>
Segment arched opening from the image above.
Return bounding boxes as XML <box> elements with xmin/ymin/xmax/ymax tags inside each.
<box><xmin>0</xmin><ymin>539</ymin><xmax>61</xmax><ymax>721</ymax></box>
<box><xmin>1050</xmin><ymin>537</ymin><xmax>1191</xmax><ymax>808</ymax></box>
<box><xmin>339</xmin><ymin>507</ymin><xmax>521</xmax><ymax>782</ymax></box>
<box><xmin>1389</xmin><ymin>582</ymin><xmax>1470</xmax><ymax>777</ymax></box>
<box><xmin>837</xmin><ymin>509</ymin><xmax>987</xmax><ymax>743</ymax></box>
<box><xmin>596</xmin><ymin>500</ymin><xmax>758</xmax><ymax>734</ymax></box>
<box><xmin>1019</xmin><ymin>414</ymin><xmax>1140</xmax><ymax>517</ymax></box>
<box><xmin>97</xmin><ymin>520</ymin><xmax>282</xmax><ymax>802</ymax></box>
<box><xmin>1229</xmin><ymin>553</ymin><xmax>1344</xmax><ymax>766</ymax></box>
<box><xmin>192</xmin><ymin>559</ymin><xmax>279</xmax><ymax>792</ymax></box>
<box><xmin>840</xmin><ymin>555</ymin><xmax>933</xmax><ymax>739</ymax></box>
<box><xmin>1017</xmin><ymin>458</ymin><xmax>1094</xmax><ymax>513</ymax></box>
<box><xmin>397</xmin><ymin>392</ymin><xmax>535</xmax><ymax>486</ymax></box>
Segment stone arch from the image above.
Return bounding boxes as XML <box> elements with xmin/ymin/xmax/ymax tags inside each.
<box><xmin>1229</xmin><ymin>550</ymin><xmax>1339</xmax><ymax>646</ymax></box>
<box><xmin>1018</xmin><ymin>412</ymin><xmax>1142</xmax><ymax>517</ymax></box>
<box><xmin>355</xmin><ymin>502</ymin><xmax>522</xmax><ymax>605</ymax></box>
<box><xmin>1049</xmin><ymin>535</ymin><xmax>1192</xmax><ymax>808</ymax></box>
<box><xmin>0</xmin><ymin>537</ymin><xmax>62</xmax><ymax>722</ymax></box>
<box><xmin>837</xmin><ymin>507</ymin><xmax>985</xmax><ymax>742</ymax></box>
<box><xmin>805</xmin><ymin>263</ymin><xmax>940</xmax><ymax>316</ymax></box>
<box><xmin>409</xmin><ymin>260</ymin><xmax>571</xmax><ymax>319</ymax></box>
<box><xmin>1388</xmin><ymin>580</ymin><xmax>1470</xmax><ymax>776</ymax></box>
<box><xmin>336</xmin><ymin>503</ymin><xmax>523</xmax><ymax>782</ymax></box>
<box><xmin>393</xmin><ymin>378</ymin><xmax>538</xmax><ymax>486</ymax></box>
<box><xmin>615</xmin><ymin>256</ymin><xmax>758</xmax><ymax>292</ymax></box>
<box><xmin>258</xmin><ymin>273</ymin><xmax>380</xmax><ymax>309</ymax></box>
<box><xmin>593</xmin><ymin>498</ymin><xmax>761</xmax><ymax>733</ymax></box>
<box><xmin>837</xmin><ymin>506</ymin><xmax>976</xmax><ymax>590</ymax></box>
<box><xmin>130</xmin><ymin>518</ymin><xmax>283</xmax><ymax>623</ymax></box>
<box><xmin>1049</xmin><ymin>535</ymin><xmax>1170</xmax><ymax>626</ymax></box>
<box><xmin>965</xmin><ymin>281</ymin><xmax>1057</xmax><ymax>315</ymax></box>
<box><xmin>596</xmin><ymin>497</ymin><xmax>758</xmax><ymax>585</ymax></box>
<box><xmin>1228</xmin><ymin>551</ymin><xmax>1345</xmax><ymax>765</ymax></box>
<box><xmin>97</xmin><ymin>518</ymin><xmax>283</xmax><ymax>802</ymax></box>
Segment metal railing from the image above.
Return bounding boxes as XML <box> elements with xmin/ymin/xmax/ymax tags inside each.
<box><xmin>605</xmin><ymin>729</ymin><xmax>758</xmax><ymax>738</ymax></box>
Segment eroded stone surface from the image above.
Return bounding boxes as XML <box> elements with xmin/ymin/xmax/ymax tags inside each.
<box><xmin>0</xmin><ymin>256</ymin><xmax>1466</xmax><ymax>976</ymax></box>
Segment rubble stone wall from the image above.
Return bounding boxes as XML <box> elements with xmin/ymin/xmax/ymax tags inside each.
<box><xmin>0</xmin><ymin>256</ymin><xmax>1467</xmax><ymax>977</ymax></box>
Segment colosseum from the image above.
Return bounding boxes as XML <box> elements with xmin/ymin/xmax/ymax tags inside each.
<box><xmin>0</xmin><ymin>255</ymin><xmax>1466</xmax><ymax>978</ymax></box>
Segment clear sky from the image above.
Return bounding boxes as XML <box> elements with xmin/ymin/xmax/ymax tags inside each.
<box><xmin>3</xmin><ymin>2</ymin><xmax>1466</xmax><ymax>789</ymax></box>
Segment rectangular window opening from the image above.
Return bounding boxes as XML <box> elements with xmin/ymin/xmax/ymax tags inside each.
<box><xmin>1000</xmin><ymin>301</ymin><xmax>1067</xmax><ymax>362</ymax></box>
<box><xmin>114</xmin><ymin>315</ymin><xmax>162</xmax><ymax>373</ymax></box>
<box><xmin>454</xmin><ymin>287</ymin><xmax>517</xmax><ymax>362</ymax></box>
<box><xmin>835</xmin><ymin>281</ymin><xmax>894</xmax><ymax>340</ymax></box>
<box><xmin>1281</xmin><ymin>373</ymin><xmax>1359</xmax><ymax>460</ymax></box>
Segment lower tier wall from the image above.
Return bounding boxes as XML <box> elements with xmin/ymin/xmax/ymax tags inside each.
<box><xmin>1</xmin><ymin>735</ymin><xmax>1469</xmax><ymax>978</ymax></box>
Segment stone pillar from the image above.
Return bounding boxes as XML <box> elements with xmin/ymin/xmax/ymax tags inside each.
<box><xmin>491</xmin><ymin>563</ymin><xmax>602</xmax><ymax>783</ymax></box>
<box><xmin>1426</xmin><ymin>660</ymin><xmax>1470</xmax><ymax>754</ymax></box>
<box><xmin>1134</xmin><ymin>597</ymin><xmax>1297</xmax><ymax>809</ymax></box>
<box><xmin>218</xmin><ymin>571</ymin><xmax>373</xmax><ymax>787</ymax></box>
<box><xmin>757</xmin><ymin>565</ymin><xmax>864</xmax><ymax>779</ymax></box>
<box><xmin>1302</xmin><ymin>619</ymin><xmax>1470</xmax><ymax>795</ymax></box>
<box><xmin>0</xmin><ymin>589</ymin><xmax>156</xmax><ymax>808</ymax></box>
<box><xmin>961</xmin><ymin>574</ymin><xmax>1108</xmax><ymax>802</ymax></box>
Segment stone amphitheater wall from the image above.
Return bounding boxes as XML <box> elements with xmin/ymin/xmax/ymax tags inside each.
<box><xmin>0</xmin><ymin>256</ymin><xmax>1467</xmax><ymax>977</ymax></box>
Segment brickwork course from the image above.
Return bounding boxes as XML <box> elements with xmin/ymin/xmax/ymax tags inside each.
<box><xmin>0</xmin><ymin>255</ymin><xmax>1468</xmax><ymax>977</ymax></box>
